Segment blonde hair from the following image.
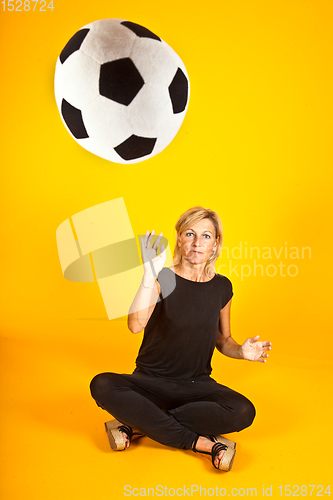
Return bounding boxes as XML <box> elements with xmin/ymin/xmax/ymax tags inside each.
<box><xmin>173</xmin><ymin>206</ymin><xmax>223</xmax><ymax>278</ymax></box>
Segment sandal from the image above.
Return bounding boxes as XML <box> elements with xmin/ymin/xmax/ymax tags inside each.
<box><xmin>212</xmin><ymin>435</ymin><xmax>236</xmax><ymax>451</ymax></box>
<box><xmin>192</xmin><ymin>435</ymin><xmax>236</xmax><ymax>471</ymax></box>
<box><xmin>104</xmin><ymin>419</ymin><xmax>145</xmax><ymax>451</ymax></box>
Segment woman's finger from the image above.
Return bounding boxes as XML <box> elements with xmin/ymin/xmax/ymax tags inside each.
<box><xmin>147</xmin><ymin>229</ymin><xmax>155</xmax><ymax>248</ymax></box>
<box><xmin>152</xmin><ymin>232</ymin><xmax>163</xmax><ymax>251</ymax></box>
<box><xmin>142</xmin><ymin>230</ymin><xmax>149</xmax><ymax>249</ymax></box>
<box><xmin>262</xmin><ymin>345</ymin><xmax>272</xmax><ymax>351</ymax></box>
<box><xmin>140</xmin><ymin>237</ymin><xmax>148</xmax><ymax>262</ymax></box>
<box><xmin>248</xmin><ymin>335</ymin><xmax>260</xmax><ymax>344</ymax></box>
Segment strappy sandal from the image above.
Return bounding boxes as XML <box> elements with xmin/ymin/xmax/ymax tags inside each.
<box><xmin>104</xmin><ymin>419</ymin><xmax>144</xmax><ymax>451</ymax></box>
<box><xmin>192</xmin><ymin>435</ymin><xmax>236</xmax><ymax>471</ymax></box>
<box><xmin>213</xmin><ymin>435</ymin><xmax>236</xmax><ymax>451</ymax></box>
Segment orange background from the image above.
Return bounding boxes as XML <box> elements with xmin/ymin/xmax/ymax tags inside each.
<box><xmin>0</xmin><ymin>0</ymin><xmax>332</xmax><ymax>498</ymax></box>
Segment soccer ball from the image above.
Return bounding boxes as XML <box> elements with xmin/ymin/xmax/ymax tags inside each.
<box><xmin>54</xmin><ymin>19</ymin><xmax>190</xmax><ymax>164</ymax></box>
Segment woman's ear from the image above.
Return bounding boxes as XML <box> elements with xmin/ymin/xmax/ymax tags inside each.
<box><xmin>177</xmin><ymin>233</ymin><xmax>181</xmax><ymax>248</ymax></box>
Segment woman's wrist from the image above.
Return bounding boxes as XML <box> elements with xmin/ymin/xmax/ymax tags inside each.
<box><xmin>141</xmin><ymin>275</ymin><xmax>157</xmax><ymax>289</ymax></box>
<box><xmin>141</xmin><ymin>281</ymin><xmax>156</xmax><ymax>289</ymax></box>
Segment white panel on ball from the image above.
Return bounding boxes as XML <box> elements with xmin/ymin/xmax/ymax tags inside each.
<box><xmin>81</xmin><ymin>19</ymin><xmax>136</xmax><ymax>65</ymax></box>
<box><xmin>54</xmin><ymin>51</ymin><xmax>100</xmax><ymax>110</ymax></box>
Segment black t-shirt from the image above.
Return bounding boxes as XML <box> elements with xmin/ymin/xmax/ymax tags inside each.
<box><xmin>135</xmin><ymin>267</ymin><xmax>233</xmax><ymax>380</ymax></box>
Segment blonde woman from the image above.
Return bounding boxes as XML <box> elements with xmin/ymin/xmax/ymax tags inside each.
<box><xmin>90</xmin><ymin>207</ymin><xmax>271</xmax><ymax>471</ymax></box>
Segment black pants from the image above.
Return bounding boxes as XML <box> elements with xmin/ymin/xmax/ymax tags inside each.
<box><xmin>90</xmin><ymin>370</ymin><xmax>256</xmax><ymax>450</ymax></box>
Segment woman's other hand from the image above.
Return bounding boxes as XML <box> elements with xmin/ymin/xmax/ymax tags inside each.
<box><xmin>240</xmin><ymin>335</ymin><xmax>272</xmax><ymax>362</ymax></box>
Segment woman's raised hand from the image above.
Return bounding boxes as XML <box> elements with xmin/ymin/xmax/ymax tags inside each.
<box><xmin>240</xmin><ymin>335</ymin><xmax>272</xmax><ymax>363</ymax></box>
<box><xmin>140</xmin><ymin>230</ymin><xmax>166</xmax><ymax>279</ymax></box>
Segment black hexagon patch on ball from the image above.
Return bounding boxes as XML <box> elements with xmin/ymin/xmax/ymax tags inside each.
<box><xmin>60</xmin><ymin>29</ymin><xmax>90</xmax><ymax>64</ymax></box>
<box><xmin>169</xmin><ymin>68</ymin><xmax>189</xmax><ymax>114</ymax></box>
<box><xmin>114</xmin><ymin>135</ymin><xmax>157</xmax><ymax>161</ymax></box>
<box><xmin>61</xmin><ymin>99</ymin><xmax>88</xmax><ymax>139</ymax></box>
<box><xmin>99</xmin><ymin>58</ymin><xmax>145</xmax><ymax>106</ymax></box>
<box><xmin>121</xmin><ymin>21</ymin><xmax>161</xmax><ymax>41</ymax></box>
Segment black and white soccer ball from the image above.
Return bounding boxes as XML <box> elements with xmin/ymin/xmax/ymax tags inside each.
<box><xmin>54</xmin><ymin>19</ymin><xmax>190</xmax><ymax>164</ymax></box>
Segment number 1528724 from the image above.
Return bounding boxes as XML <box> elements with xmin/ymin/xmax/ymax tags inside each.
<box><xmin>1</xmin><ymin>0</ymin><xmax>54</xmax><ymax>11</ymax></box>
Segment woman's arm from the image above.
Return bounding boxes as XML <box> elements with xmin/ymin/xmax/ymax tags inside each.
<box><xmin>127</xmin><ymin>276</ymin><xmax>161</xmax><ymax>333</ymax></box>
<box><xmin>216</xmin><ymin>299</ymin><xmax>272</xmax><ymax>362</ymax></box>
<box><xmin>127</xmin><ymin>230</ymin><xmax>165</xmax><ymax>334</ymax></box>
<box><xmin>215</xmin><ymin>299</ymin><xmax>244</xmax><ymax>359</ymax></box>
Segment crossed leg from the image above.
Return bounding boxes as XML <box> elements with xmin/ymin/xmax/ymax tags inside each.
<box><xmin>90</xmin><ymin>371</ymin><xmax>256</xmax><ymax>454</ymax></box>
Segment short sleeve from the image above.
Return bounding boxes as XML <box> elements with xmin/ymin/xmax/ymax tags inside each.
<box><xmin>220</xmin><ymin>276</ymin><xmax>233</xmax><ymax>309</ymax></box>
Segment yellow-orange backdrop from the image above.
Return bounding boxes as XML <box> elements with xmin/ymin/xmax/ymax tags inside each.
<box><xmin>0</xmin><ymin>0</ymin><xmax>332</xmax><ymax>499</ymax></box>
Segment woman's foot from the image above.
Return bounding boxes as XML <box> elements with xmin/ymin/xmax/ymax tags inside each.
<box><xmin>121</xmin><ymin>427</ymin><xmax>141</xmax><ymax>449</ymax></box>
<box><xmin>122</xmin><ymin>431</ymin><xmax>130</xmax><ymax>448</ymax></box>
<box><xmin>193</xmin><ymin>436</ymin><xmax>225</xmax><ymax>469</ymax></box>
<box><xmin>105</xmin><ymin>420</ymin><xmax>144</xmax><ymax>451</ymax></box>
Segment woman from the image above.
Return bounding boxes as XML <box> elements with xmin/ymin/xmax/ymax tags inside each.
<box><xmin>90</xmin><ymin>206</ymin><xmax>272</xmax><ymax>471</ymax></box>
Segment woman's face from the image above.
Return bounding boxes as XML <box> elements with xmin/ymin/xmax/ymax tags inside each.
<box><xmin>177</xmin><ymin>218</ymin><xmax>218</xmax><ymax>266</ymax></box>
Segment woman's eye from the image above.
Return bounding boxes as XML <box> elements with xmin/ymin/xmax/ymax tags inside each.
<box><xmin>203</xmin><ymin>234</ymin><xmax>210</xmax><ymax>239</ymax></box>
<box><xmin>186</xmin><ymin>232</ymin><xmax>194</xmax><ymax>237</ymax></box>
